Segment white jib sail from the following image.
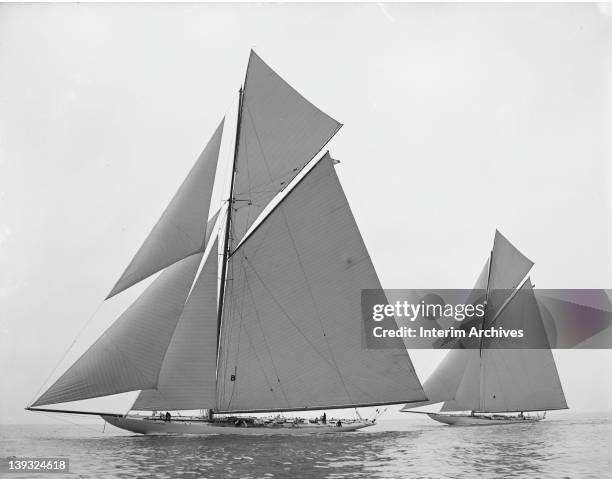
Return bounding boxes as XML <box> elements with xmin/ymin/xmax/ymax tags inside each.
<box><xmin>107</xmin><ymin>119</ymin><xmax>224</xmax><ymax>299</ymax></box>
<box><xmin>32</xmin><ymin>253</ymin><xmax>203</xmax><ymax>407</ymax></box>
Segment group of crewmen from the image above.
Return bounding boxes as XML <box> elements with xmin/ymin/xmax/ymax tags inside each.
<box><xmin>152</xmin><ymin>411</ymin><xmax>172</xmax><ymax>422</ymax></box>
<box><xmin>313</xmin><ymin>412</ymin><xmax>342</xmax><ymax>427</ymax></box>
<box><xmin>150</xmin><ymin>410</ymin><xmax>343</xmax><ymax>427</ymax></box>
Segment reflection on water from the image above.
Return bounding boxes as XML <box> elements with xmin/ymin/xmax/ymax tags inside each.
<box><xmin>2</xmin><ymin>414</ymin><xmax>610</xmax><ymax>478</ymax></box>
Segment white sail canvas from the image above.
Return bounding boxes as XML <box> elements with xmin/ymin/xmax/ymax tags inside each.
<box><xmin>231</xmin><ymin>51</ymin><xmax>342</xmax><ymax>245</ymax></box>
<box><xmin>217</xmin><ymin>154</ymin><xmax>426</xmax><ymax>413</ymax></box>
<box><xmin>33</xmin><ymin>253</ymin><xmax>203</xmax><ymax>407</ymax></box>
<box><xmin>133</xmin><ymin>239</ymin><xmax>220</xmax><ymax>411</ymax></box>
<box><xmin>106</xmin><ymin>120</ymin><xmax>224</xmax><ymax>299</ymax></box>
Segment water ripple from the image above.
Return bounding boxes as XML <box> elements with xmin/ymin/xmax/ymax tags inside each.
<box><xmin>1</xmin><ymin>414</ymin><xmax>610</xmax><ymax>478</ymax></box>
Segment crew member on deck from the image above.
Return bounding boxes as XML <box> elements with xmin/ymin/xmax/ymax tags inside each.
<box><xmin>165</xmin><ymin>411</ymin><xmax>171</xmax><ymax>422</ymax></box>
<box><xmin>322</xmin><ymin>412</ymin><xmax>327</xmax><ymax>424</ymax></box>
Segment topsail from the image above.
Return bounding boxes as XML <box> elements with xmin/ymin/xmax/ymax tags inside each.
<box><xmin>230</xmin><ymin>52</ymin><xmax>342</xmax><ymax>246</ymax></box>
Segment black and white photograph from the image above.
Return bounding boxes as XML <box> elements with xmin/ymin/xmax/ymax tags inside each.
<box><xmin>1</xmin><ymin>2</ymin><xmax>611</xmax><ymax>477</ymax></box>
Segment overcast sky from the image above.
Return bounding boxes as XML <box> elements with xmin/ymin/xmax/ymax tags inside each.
<box><xmin>1</xmin><ymin>3</ymin><xmax>611</xmax><ymax>424</ymax></box>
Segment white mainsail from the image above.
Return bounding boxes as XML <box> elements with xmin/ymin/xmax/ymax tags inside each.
<box><xmin>230</xmin><ymin>51</ymin><xmax>342</xmax><ymax>246</ymax></box>
<box><xmin>402</xmin><ymin>231</ymin><xmax>567</xmax><ymax>413</ymax></box>
<box><xmin>216</xmin><ymin>154</ymin><xmax>426</xmax><ymax>413</ymax></box>
<box><xmin>479</xmin><ymin>279</ymin><xmax>567</xmax><ymax>412</ymax></box>
<box><xmin>106</xmin><ymin>119</ymin><xmax>224</xmax><ymax>299</ymax></box>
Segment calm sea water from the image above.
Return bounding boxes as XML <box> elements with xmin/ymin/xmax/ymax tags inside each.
<box><xmin>1</xmin><ymin>413</ymin><xmax>611</xmax><ymax>478</ymax></box>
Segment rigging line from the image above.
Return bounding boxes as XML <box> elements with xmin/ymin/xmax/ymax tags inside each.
<box><xmin>35</xmin><ymin>410</ymin><xmax>104</xmax><ymax>434</ymax></box>
<box><xmin>235</xmin><ymin>185</ymin><xmax>290</xmax><ymax>197</ymax></box>
<box><xmin>245</xmin><ymin>214</ymin><xmax>273</xmax><ymax>260</ymax></box>
<box><xmin>231</xmin><ymin>53</ymin><xmax>256</xmax><ymax>244</ymax></box>
<box><xmin>242</xmin><ymin>257</ymin><xmax>337</xmax><ymax>369</ymax></box>
<box><xmin>241</xmin><ymin>252</ymin><xmax>380</xmax><ymax>404</ymax></box>
<box><xmin>217</xmin><ymin>247</ymin><xmax>235</xmax><ymax>404</ymax></box>
<box><xmin>235</xmin><ymin>201</ymin><xmax>267</xmax><ymax>211</ymax></box>
<box><xmin>41</xmin><ymin>265</ymin><xmax>196</xmax><ymax>406</ymax></box>
<box><xmin>492</xmin><ymin>346</ymin><xmax>523</xmax><ymax>411</ymax></box>
<box><xmin>131</xmin><ymin>386</ymin><xmax>171</xmax><ymax>413</ymax></box>
<box><xmin>237</xmin><ymin>170</ymin><xmax>304</xmax><ymax>198</ymax></box>
<box><xmin>214</xmin><ymin>206</ymin><xmax>229</xmax><ymax>390</ymax></box>
<box><xmin>276</xmin><ymin>124</ymin><xmax>342</xmax><ymax>197</ymax></box>
<box><xmin>244</xmin><ymin>102</ymin><xmax>275</xmax><ymax>186</ymax></box>
<box><xmin>225</xmin><ymin>251</ymin><xmax>251</xmax><ymax>409</ymax></box>
<box><xmin>495</xmin><ymin>347</ymin><xmax>537</xmax><ymax>413</ymax></box>
<box><xmin>243</xmin><ymin>268</ymin><xmax>291</xmax><ymax>407</ymax></box>
<box><xmin>28</xmin><ymin>300</ymin><xmax>105</xmax><ymax>406</ymax></box>
<box><xmin>219</xmin><ymin>244</ymin><xmax>247</xmax><ymax>406</ymax></box>
<box><xmin>479</xmin><ymin>250</ymin><xmax>493</xmax><ymax>410</ymax></box>
<box><xmin>228</xmin><ymin>153</ymin><xmax>328</xmax><ymax>260</ymax></box>
<box><xmin>236</xmin><ymin>100</ymin><xmax>289</xmax><ymax>243</ymax></box>
<box><xmin>220</xmin><ymin>207</ymin><xmax>273</xmax><ymax>397</ymax></box>
<box><xmin>486</xmin><ymin>277</ymin><xmax>532</xmax><ymax>330</ymax></box>
<box><xmin>234</xmin><ymin>117</ymin><xmax>253</xmax><ymax>243</ymax></box>
<box><xmin>240</xmin><ymin>256</ymin><xmax>381</xmax><ymax>404</ymax></box>
<box><xmin>240</xmin><ymin>120</ymin><xmax>342</xmax><ymax>197</ymax></box>
<box><xmin>215</xmin><ymin>87</ymin><xmax>243</xmax><ymax>408</ymax></box>
<box><xmin>232</xmin><ymin>305</ymin><xmax>281</xmax><ymax>407</ymax></box>
<box><xmin>275</xmin><ymin>198</ymin><xmax>353</xmax><ymax>403</ymax></box>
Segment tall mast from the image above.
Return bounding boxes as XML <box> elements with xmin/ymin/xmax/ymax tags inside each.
<box><xmin>216</xmin><ymin>87</ymin><xmax>244</xmax><ymax>378</ymax></box>
<box><xmin>478</xmin><ymin>248</ymin><xmax>493</xmax><ymax>412</ymax></box>
<box><xmin>480</xmin><ymin>248</ymin><xmax>494</xmax><ymax>356</ymax></box>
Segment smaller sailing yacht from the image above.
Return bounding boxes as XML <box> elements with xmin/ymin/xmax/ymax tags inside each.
<box><xmin>26</xmin><ymin>51</ymin><xmax>427</xmax><ymax>435</ymax></box>
<box><xmin>402</xmin><ymin>230</ymin><xmax>568</xmax><ymax>426</ymax></box>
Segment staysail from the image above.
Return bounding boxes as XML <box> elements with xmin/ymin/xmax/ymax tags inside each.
<box><xmin>106</xmin><ymin>119</ymin><xmax>224</xmax><ymax>299</ymax></box>
<box><xmin>216</xmin><ymin>154</ymin><xmax>427</xmax><ymax>413</ymax></box>
<box><xmin>230</xmin><ymin>51</ymin><xmax>342</xmax><ymax>246</ymax></box>
<box><xmin>403</xmin><ymin>258</ymin><xmax>490</xmax><ymax>409</ymax></box>
<box><xmin>32</xmin><ymin>253</ymin><xmax>203</xmax><ymax>407</ymax></box>
<box><xmin>132</xmin><ymin>239</ymin><xmax>220</xmax><ymax>411</ymax></box>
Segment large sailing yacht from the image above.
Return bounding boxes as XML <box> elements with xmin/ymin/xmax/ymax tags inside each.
<box><xmin>401</xmin><ymin>230</ymin><xmax>568</xmax><ymax>426</ymax></box>
<box><xmin>27</xmin><ymin>51</ymin><xmax>427</xmax><ymax>434</ymax></box>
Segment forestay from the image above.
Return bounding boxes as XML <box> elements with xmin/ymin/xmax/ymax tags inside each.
<box><xmin>32</xmin><ymin>253</ymin><xmax>203</xmax><ymax>407</ymax></box>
